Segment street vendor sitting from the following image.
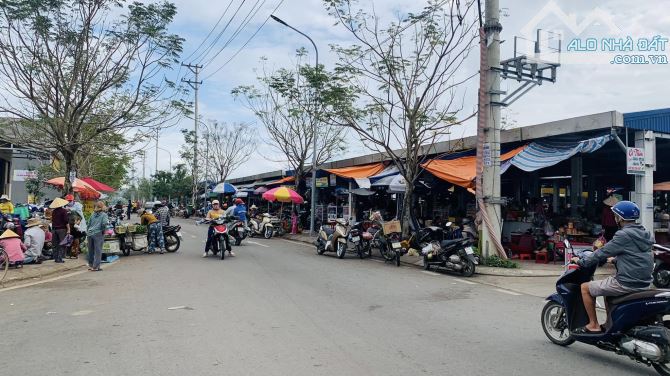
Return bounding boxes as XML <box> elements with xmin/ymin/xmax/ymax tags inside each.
<box><xmin>0</xmin><ymin>229</ymin><xmax>26</xmax><ymax>267</ymax></box>
<box><xmin>23</xmin><ymin>218</ymin><xmax>45</xmax><ymax>264</ymax></box>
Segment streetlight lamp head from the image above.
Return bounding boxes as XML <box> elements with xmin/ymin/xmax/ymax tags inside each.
<box><xmin>270</xmin><ymin>15</ymin><xmax>288</xmax><ymax>26</ymax></box>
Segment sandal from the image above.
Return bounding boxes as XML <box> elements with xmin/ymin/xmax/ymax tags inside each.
<box><xmin>573</xmin><ymin>326</ymin><xmax>602</xmax><ymax>335</ymax></box>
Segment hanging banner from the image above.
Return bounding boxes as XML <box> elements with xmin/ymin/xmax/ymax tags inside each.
<box><xmin>12</xmin><ymin>169</ymin><xmax>38</xmax><ymax>181</ymax></box>
<box><xmin>627</xmin><ymin>147</ymin><xmax>645</xmax><ymax>175</ymax></box>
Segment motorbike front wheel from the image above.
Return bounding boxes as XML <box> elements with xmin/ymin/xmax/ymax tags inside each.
<box><xmin>380</xmin><ymin>243</ymin><xmax>395</xmax><ymax>261</ymax></box>
<box><xmin>357</xmin><ymin>244</ymin><xmax>365</xmax><ymax>259</ymax></box>
<box><xmin>541</xmin><ymin>301</ymin><xmax>575</xmax><ymax>346</ymax></box>
<box><xmin>234</xmin><ymin>236</ymin><xmax>242</xmax><ymax>246</ymax></box>
<box><xmin>264</xmin><ymin>227</ymin><xmax>273</xmax><ymax>239</ymax></box>
<box><xmin>165</xmin><ymin>234</ymin><xmax>180</xmax><ymax>252</ymax></box>
<box><xmin>219</xmin><ymin>238</ymin><xmax>226</xmax><ymax>260</ymax></box>
<box><xmin>336</xmin><ymin>242</ymin><xmax>346</xmax><ymax>259</ymax></box>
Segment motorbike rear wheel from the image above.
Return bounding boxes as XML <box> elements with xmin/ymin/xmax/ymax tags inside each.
<box><xmin>423</xmin><ymin>255</ymin><xmax>430</xmax><ymax>270</ymax></box>
<box><xmin>337</xmin><ymin>241</ymin><xmax>346</xmax><ymax>259</ymax></box>
<box><xmin>541</xmin><ymin>301</ymin><xmax>575</xmax><ymax>346</ymax></box>
<box><xmin>234</xmin><ymin>236</ymin><xmax>242</xmax><ymax>246</ymax></box>
<box><xmin>379</xmin><ymin>243</ymin><xmax>395</xmax><ymax>261</ymax></box>
<box><xmin>165</xmin><ymin>234</ymin><xmax>180</xmax><ymax>252</ymax></box>
<box><xmin>395</xmin><ymin>251</ymin><xmax>401</xmax><ymax>267</ymax></box>
<box><xmin>461</xmin><ymin>259</ymin><xmax>476</xmax><ymax>277</ymax></box>
<box><xmin>654</xmin><ymin>267</ymin><xmax>670</xmax><ymax>288</ymax></box>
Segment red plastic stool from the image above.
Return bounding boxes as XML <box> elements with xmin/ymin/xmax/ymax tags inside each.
<box><xmin>535</xmin><ymin>252</ymin><xmax>548</xmax><ymax>264</ymax></box>
<box><xmin>519</xmin><ymin>253</ymin><xmax>532</xmax><ymax>261</ymax></box>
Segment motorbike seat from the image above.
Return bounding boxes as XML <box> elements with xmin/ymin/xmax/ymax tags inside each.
<box><xmin>440</xmin><ymin>238</ymin><xmax>465</xmax><ymax>249</ymax></box>
<box><xmin>608</xmin><ymin>289</ymin><xmax>670</xmax><ymax>306</ymax></box>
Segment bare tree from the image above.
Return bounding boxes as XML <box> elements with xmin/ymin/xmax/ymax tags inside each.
<box><xmin>232</xmin><ymin>51</ymin><xmax>352</xmax><ymax>194</ymax></box>
<box><xmin>325</xmin><ymin>0</ymin><xmax>479</xmax><ymax>236</ymax></box>
<box><xmin>0</xmin><ymin>0</ymin><xmax>186</xmax><ymax>193</ymax></box>
<box><xmin>203</xmin><ymin>121</ymin><xmax>256</xmax><ymax>183</ymax></box>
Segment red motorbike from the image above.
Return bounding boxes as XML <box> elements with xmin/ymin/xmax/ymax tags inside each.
<box><xmin>204</xmin><ymin>217</ymin><xmax>232</xmax><ymax>260</ymax></box>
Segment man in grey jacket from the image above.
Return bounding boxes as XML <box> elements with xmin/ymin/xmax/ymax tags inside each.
<box><xmin>572</xmin><ymin>201</ymin><xmax>654</xmax><ymax>334</ymax></box>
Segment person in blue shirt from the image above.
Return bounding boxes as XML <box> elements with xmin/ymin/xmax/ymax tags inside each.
<box><xmin>233</xmin><ymin>198</ymin><xmax>247</xmax><ymax>223</ymax></box>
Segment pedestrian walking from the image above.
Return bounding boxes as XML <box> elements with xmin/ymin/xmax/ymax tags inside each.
<box><xmin>87</xmin><ymin>201</ymin><xmax>109</xmax><ymax>271</ymax></box>
<box><xmin>49</xmin><ymin>197</ymin><xmax>70</xmax><ymax>263</ymax></box>
<box><xmin>141</xmin><ymin>209</ymin><xmax>165</xmax><ymax>254</ymax></box>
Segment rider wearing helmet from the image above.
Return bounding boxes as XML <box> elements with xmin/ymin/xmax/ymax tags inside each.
<box><xmin>572</xmin><ymin>200</ymin><xmax>654</xmax><ymax>334</ymax></box>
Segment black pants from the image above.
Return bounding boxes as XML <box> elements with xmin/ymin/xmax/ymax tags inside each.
<box><xmin>52</xmin><ymin>228</ymin><xmax>67</xmax><ymax>262</ymax></box>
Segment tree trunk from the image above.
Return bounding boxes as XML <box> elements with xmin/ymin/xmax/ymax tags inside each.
<box><xmin>63</xmin><ymin>154</ymin><xmax>74</xmax><ymax>196</ymax></box>
<box><xmin>401</xmin><ymin>180</ymin><xmax>414</xmax><ymax>239</ymax></box>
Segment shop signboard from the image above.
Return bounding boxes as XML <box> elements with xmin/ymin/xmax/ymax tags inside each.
<box><xmin>12</xmin><ymin>169</ymin><xmax>37</xmax><ymax>181</ymax></box>
<box><xmin>315</xmin><ymin>177</ymin><xmax>329</xmax><ymax>187</ymax></box>
<box><xmin>626</xmin><ymin>147</ymin><xmax>645</xmax><ymax>175</ymax></box>
<box><xmin>483</xmin><ymin>143</ymin><xmax>492</xmax><ymax>167</ymax></box>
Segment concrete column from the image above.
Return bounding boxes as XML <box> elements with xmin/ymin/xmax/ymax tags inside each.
<box><xmin>634</xmin><ymin>131</ymin><xmax>655</xmax><ymax>231</ymax></box>
<box><xmin>570</xmin><ymin>156</ymin><xmax>583</xmax><ymax>217</ymax></box>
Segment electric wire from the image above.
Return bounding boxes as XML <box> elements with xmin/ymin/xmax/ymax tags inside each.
<box><xmin>194</xmin><ymin>0</ymin><xmax>248</xmax><ymax>64</ymax></box>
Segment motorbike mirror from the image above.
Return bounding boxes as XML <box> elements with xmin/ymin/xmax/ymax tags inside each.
<box><xmin>445</xmin><ymin>221</ymin><xmax>452</xmax><ymax>227</ymax></box>
<box><xmin>563</xmin><ymin>239</ymin><xmax>571</xmax><ymax>249</ymax></box>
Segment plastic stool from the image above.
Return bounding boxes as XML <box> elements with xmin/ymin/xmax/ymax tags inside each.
<box><xmin>519</xmin><ymin>253</ymin><xmax>532</xmax><ymax>261</ymax></box>
<box><xmin>535</xmin><ymin>252</ymin><xmax>548</xmax><ymax>263</ymax></box>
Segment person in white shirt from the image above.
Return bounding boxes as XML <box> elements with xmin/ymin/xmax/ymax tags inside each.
<box><xmin>23</xmin><ymin>217</ymin><xmax>45</xmax><ymax>264</ymax></box>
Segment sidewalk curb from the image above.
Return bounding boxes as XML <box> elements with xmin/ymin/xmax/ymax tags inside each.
<box><xmin>282</xmin><ymin>235</ymin><xmax>609</xmax><ymax>278</ymax></box>
<box><xmin>1</xmin><ymin>262</ymin><xmax>87</xmax><ymax>287</ymax></box>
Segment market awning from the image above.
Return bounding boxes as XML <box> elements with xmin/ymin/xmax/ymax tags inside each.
<box><xmin>324</xmin><ymin>163</ymin><xmax>385</xmax><ymax>179</ymax></box>
<box><xmin>357</xmin><ymin>164</ymin><xmax>399</xmax><ymax>188</ymax></box>
<box><xmin>265</xmin><ymin>176</ymin><xmax>295</xmax><ymax>186</ymax></box>
<box><xmin>421</xmin><ymin>146</ymin><xmax>527</xmax><ymax>189</ymax></box>
<box><xmin>654</xmin><ymin>182</ymin><xmax>670</xmax><ymax>191</ymax></box>
<box><xmin>504</xmin><ymin>133</ymin><xmax>612</xmax><ymax>172</ymax></box>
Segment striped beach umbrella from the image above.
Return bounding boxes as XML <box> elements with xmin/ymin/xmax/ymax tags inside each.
<box><xmin>262</xmin><ymin>187</ymin><xmax>304</xmax><ymax>204</ymax></box>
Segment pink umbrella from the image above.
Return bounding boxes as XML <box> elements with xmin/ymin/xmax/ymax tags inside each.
<box><xmin>262</xmin><ymin>187</ymin><xmax>304</xmax><ymax>204</ymax></box>
<box><xmin>254</xmin><ymin>186</ymin><xmax>268</xmax><ymax>195</ymax></box>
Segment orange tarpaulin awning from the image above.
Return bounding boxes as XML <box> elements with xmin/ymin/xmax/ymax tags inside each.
<box><xmin>265</xmin><ymin>176</ymin><xmax>295</xmax><ymax>186</ymax></box>
<box><xmin>324</xmin><ymin>163</ymin><xmax>385</xmax><ymax>179</ymax></box>
<box><xmin>421</xmin><ymin>146</ymin><xmax>527</xmax><ymax>190</ymax></box>
<box><xmin>654</xmin><ymin>182</ymin><xmax>670</xmax><ymax>191</ymax></box>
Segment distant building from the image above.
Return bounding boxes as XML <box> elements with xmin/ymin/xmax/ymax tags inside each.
<box><xmin>0</xmin><ymin>133</ymin><xmax>56</xmax><ymax>204</ymax></box>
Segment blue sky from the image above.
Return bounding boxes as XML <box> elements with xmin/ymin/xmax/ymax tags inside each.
<box><xmin>141</xmin><ymin>0</ymin><xmax>670</xmax><ymax>180</ymax></box>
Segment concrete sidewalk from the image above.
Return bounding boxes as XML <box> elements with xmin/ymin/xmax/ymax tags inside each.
<box><xmin>283</xmin><ymin>233</ymin><xmax>614</xmax><ymax>277</ymax></box>
<box><xmin>1</xmin><ymin>258</ymin><xmax>88</xmax><ymax>287</ymax></box>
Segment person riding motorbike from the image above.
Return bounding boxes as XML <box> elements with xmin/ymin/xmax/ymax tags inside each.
<box><xmin>233</xmin><ymin>198</ymin><xmax>247</xmax><ymax>225</ymax></box>
<box><xmin>203</xmin><ymin>200</ymin><xmax>234</xmax><ymax>257</ymax></box>
<box><xmin>571</xmin><ymin>200</ymin><xmax>654</xmax><ymax>334</ymax></box>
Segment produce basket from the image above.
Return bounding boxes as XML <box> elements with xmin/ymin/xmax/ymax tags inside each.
<box><xmin>382</xmin><ymin>220</ymin><xmax>401</xmax><ymax>234</ymax></box>
<box><xmin>127</xmin><ymin>224</ymin><xmax>137</xmax><ymax>233</ymax></box>
<box><xmin>102</xmin><ymin>238</ymin><xmax>122</xmax><ymax>255</ymax></box>
<box><xmin>115</xmin><ymin>225</ymin><xmax>127</xmax><ymax>234</ymax></box>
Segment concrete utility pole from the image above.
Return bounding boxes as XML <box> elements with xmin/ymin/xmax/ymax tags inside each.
<box><xmin>182</xmin><ymin>63</ymin><xmax>203</xmax><ymax>207</ymax></box>
<box><xmin>479</xmin><ymin>0</ymin><xmax>503</xmax><ymax>258</ymax></box>
<box><xmin>142</xmin><ymin>150</ymin><xmax>146</xmax><ymax>180</ymax></box>
<box><xmin>155</xmin><ymin>128</ymin><xmax>159</xmax><ymax>176</ymax></box>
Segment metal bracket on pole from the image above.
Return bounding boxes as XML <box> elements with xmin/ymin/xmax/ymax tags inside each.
<box><xmin>611</xmin><ymin>128</ymin><xmax>628</xmax><ymax>152</ymax></box>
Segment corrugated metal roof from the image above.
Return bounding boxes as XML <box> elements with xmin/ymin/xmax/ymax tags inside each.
<box><xmin>624</xmin><ymin>108</ymin><xmax>670</xmax><ymax>134</ymax></box>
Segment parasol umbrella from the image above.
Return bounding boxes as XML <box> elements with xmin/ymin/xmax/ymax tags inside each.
<box><xmin>45</xmin><ymin>177</ymin><xmax>101</xmax><ymax>199</ymax></box>
<box><xmin>254</xmin><ymin>186</ymin><xmax>268</xmax><ymax>195</ymax></box>
<box><xmin>262</xmin><ymin>187</ymin><xmax>304</xmax><ymax>204</ymax></box>
<box><xmin>212</xmin><ymin>182</ymin><xmax>237</xmax><ymax>194</ymax></box>
<box><xmin>81</xmin><ymin>177</ymin><xmax>116</xmax><ymax>192</ymax></box>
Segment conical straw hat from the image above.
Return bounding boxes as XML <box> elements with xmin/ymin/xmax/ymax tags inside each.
<box><xmin>0</xmin><ymin>229</ymin><xmax>19</xmax><ymax>239</ymax></box>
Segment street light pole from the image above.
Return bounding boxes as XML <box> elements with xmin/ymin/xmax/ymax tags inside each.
<box><xmin>271</xmin><ymin>15</ymin><xmax>320</xmax><ymax>236</ymax></box>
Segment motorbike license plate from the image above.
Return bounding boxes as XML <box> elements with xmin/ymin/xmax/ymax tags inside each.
<box><xmin>176</xmin><ymin>231</ymin><xmax>183</xmax><ymax>239</ymax></box>
<box><xmin>392</xmin><ymin>242</ymin><xmax>402</xmax><ymax>249</ymax></box>
<box><xmin>238</xmin><ymin>228</ymin><xmax>244</xmax><ymax>234</ymax></box>
<box><xmin>351</xmin><ymin>236</ymin><xmax>360</xmax><ymax>242</ymax></box>
<box><xmin>465</xmin><ymin>246</ymin><xmax>474</xmax><ymax>255</ymax></box>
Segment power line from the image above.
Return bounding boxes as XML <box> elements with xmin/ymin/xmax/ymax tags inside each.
<box><xmin>200</xmin><ymin>0</ymin><xmax>266</xmax><ymax>68</ymax></box>
<box><xmin>203</xmin><ymin>0</ymin><xmax>285</xmax><ymax>80</ymax></box>
<box><xmin>182</xmin><ymin>1</ymin><xmax>236</xmax><ymax>62</ymax></box>
<box><xmin>194</xmin><ymin>0</ymin><xmax>248</xmax><ymax>64</ymax></box>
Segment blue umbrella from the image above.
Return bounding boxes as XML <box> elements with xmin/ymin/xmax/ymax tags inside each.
<box><xmin>212</xmin><ymin>182</ymin><xmax>237</xmax><ymax>194</ymax></box>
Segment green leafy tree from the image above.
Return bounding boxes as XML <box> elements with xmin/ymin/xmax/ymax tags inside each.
<box><xmin>232</xmin><ymin>51</ymin><xmax>354</xmax><ymax>193</ymax></box>
<box><xmin>0</xmin><ymin>0</ymin><xmax>186</xmax><ymax>194</ymax></box>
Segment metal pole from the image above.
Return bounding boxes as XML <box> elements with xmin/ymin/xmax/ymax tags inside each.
<box><xmin>270</xmin><ymin>15</ymin><xmax>320</xmax><ymax>236</ymax></box>
<box><xmin>155</xmin><ymin>128</ymin><xmax>159</xmax><ymax>175</ymax></box>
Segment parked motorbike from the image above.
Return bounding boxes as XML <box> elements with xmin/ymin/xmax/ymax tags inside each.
<box><xmin>541</xmin><ymin>239</ymin><xmax>670</xmax><ymax>376</ymax></box>
<box><xmin>350</xmin><ymin>221</ymin><xmax>372</xmax><ymax>259</ymax></box>
<box><xmin>230</xmin><ymin>218</ymin><xmax>247</xmax><ymax>246</ymax></box>
<box><xmin>653</xmin><ymin>244</ymin><xmax>670</xmax><ymax>288</ymax></box>
<box><xmin>315</xmin><ymin>218</ymin><xmax>350</xmax><ymax>259</ymax></box>
<box><xmin>420</xmin><ymin>237</ymin><xmax>478</xmax><ymax>277</ymax></box>
<box><xmin>203</xmin><ymin>217</ymin><xmax>232</xmax><ymax>260</ymax></box>
<box><xmin>163</xmin><ymin>224</ymin><xmax>182</xmax><ymax>252</ymax></box>
<box><xmin>249</xmin><ymin>213</ymin><xmax>275</xmax><ymax>239</ymax></box>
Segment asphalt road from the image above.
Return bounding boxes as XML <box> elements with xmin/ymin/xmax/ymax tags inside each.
<box><xmin>0</xmin><ymin>218</ymin><xmax>659</xmax><ymax>375</ymax></box>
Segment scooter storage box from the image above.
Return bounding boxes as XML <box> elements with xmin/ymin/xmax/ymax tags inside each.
<box><xmin>102</xmin><ymin>238</ymin><xmax>122</xmax><ymax>255</ymax></box>
<box><xmin>629</xmin><ymin>326</ymin><xmax>670</xmax><ymax>345</ymax></box>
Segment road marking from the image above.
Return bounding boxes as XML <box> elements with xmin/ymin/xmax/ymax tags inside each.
<box><xmin>453</xmin><ymin>279</ymin><xmax>477</xmax><ymax>285</ymax></box>
<box><xmin>494</xmin><ymin>288</ymin><xmax>522</xmax><ymax>296</ymax></box>
<box><xmin>247</xmin><ymin>241</ymin><xmax>270</xmax><ymax>248</ymax></box>
<box><xmin>421</xmin><ymin>271</ymin><xmax>440</xmax><ymax>276</ymax></box>
<box><xmin>71</xmin><ymin>310</ymin><xmax>94</xmax><ymax>316</ymax></box>
<box><xmin>190</xmin><ymin>235</ymin><xmax>197</xmax><ymax>239</ymax></box>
